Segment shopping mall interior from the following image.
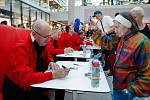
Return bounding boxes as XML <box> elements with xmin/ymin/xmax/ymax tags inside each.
<box><xmin>0</xmin><ymin>0</ymin><xmax>150</xmax><ymax>28</ymax></box>
<box><xmin>0</xmin><ymin>0</ymin><xmax>150</xmax><ymax>100</ymax></box>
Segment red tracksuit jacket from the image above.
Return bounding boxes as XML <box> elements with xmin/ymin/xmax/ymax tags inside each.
<box><xmin>56</xmin><ymin>32</ymin><xmax>81</xmax><ymax>50</ymax></box>
<box><xmin>47</xmin><ymin>37</ymin><xmax>64</xmax><ymax>58</ymax></box>
<box><xmin>71</xmin><ymin>32</ymin><xmax>92</xmax><ymax>47</ymax></box>
<box><xmin>6</xmin><ymin>34</ymin><xmax>53</xmax><ymax>90</ymax></box>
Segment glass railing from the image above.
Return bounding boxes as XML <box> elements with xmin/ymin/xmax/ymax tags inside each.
<box><xmin>21</xmin><ymin>0</ymin><xmax>50</xmax><ymax>10</ymax></box>
<box><xmin>50</xmin><ymin>6</ymin><xmax>68</xmax><ymax>12</ymax></box>
<box><xmin>115</xmin><ymin>0</ymin><xmax>147</xmax><ymax>5</ymax></box>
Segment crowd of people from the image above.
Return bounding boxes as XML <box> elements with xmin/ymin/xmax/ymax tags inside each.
<box><xmin>1</xmin><ymin>6</ymin><xmax>150</xmax><ymax>100</ymax></box>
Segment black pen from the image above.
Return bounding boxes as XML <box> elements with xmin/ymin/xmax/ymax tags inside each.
<box><xmin>62</xmin><ymin>65</ymin><xmax>67</xmax><ymax>69</ymax></box>
<box><xmin>73</xmin><ymin>63</ymin><xmax>79</xmax><ymax>66</ymax></box>
<box><xmin>62</xmin><ymin>65</ymin><xmax>78</xmax><ymax>70</ymax></box>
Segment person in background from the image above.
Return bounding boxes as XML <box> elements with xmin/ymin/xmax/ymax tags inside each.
<box><xmin>3</xmin><ymin>20</ymin><xmax>70</xmax><ymax>100</ymax></box>
<box><xmin>56</xmin><ymin>25</ymin><xmax>81</xmax><ymax>50</ymax></box>
<box><xmin>12</xmin><ymin>24</ymin><xmax>16</xmax><ymax>27</ymax></box>
<box><xmin>72</xmin><ymin>30</ymin><xmax>92</xmax><ymax>48</ymax></box>
<box><xmin>74</xmin><ymin>18</ymin><xmax>83</xmax><ymax>34</ymax></box>
<box><xmin>114</xmin><ymin>12</ymin><xmax>119</xmax><ymax>17</ymax></box>
<box><xmin>1</xmin><ymin>20</ymin><xmax>7</xmax><ymax>25</ymax></box>
<box><xmin>46</xmin><ymin>29</ymin><xmax>73</xmax><ymax>100</ymax></box>
<box><xmin>93</xmin><ymin>9</ymin><xmax>114</xmax><ymax>71</ymax></box>
<box><xmin>93</xmin><ymin>10</ymin><xmax>113</xmax><ymax>35</ymax></box>
<box><xmin>111</xmin><ymin>12</ymin><xmax>150</xmax><ymax>100</ymax></box>
<box><xmin>47</xmin><ymin>29</ymin><xmax>74</xmax><ymax>59</ymax></box>
<box><xmin>130</xmin><ymin>7</ymin><xmax>150</xmax><ymax>39</ymax></box>
<box><xmin>18</xmin><ymin>24</ymin><xmax>25</xmax><ymax>28</ymax></box>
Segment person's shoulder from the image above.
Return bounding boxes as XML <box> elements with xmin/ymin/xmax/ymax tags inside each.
<box><xmin>72</xmin><ymin>32</ymin><xmax>78</xmax><ymax>36</ymax></box>
<box><xmin>61</xmin><ymin>32</ymin><xmax>67</xmax><ymax>36</ymax></box>
<box><xmin>136</xmin><ymin>32</ymin><xmax>149</xmax><ymax>41</ymax></box>
<box><xmin>13</xmin><ymin>35</ymin><xmax>31</xmax><ymax>48</ymax></box>
<box><xmin>64</xmin><ymin>32</ymin><xmax>71</xmax><ymax>37</ymax></box>
<box><xmin>137</xmin><ymin>32</ymin><xmax>150</xmax><ymax>48</ymax></box>
<box><xmin>62</xmin><ymin>32</ymin><xmax>67</xmax><ymax>34</ymax></box>
<box><xmin>49</xmin><ymin>37</ymin><xmax>54</xmax><ymax>41</ymax></box>
<box><xmin>127</xmin><ymin>32</ymin><xmax>149</xmax><ymax>49</ymax></box>
<box><xmin>58</xmin><ymin>32</ymin><xmax>68</xmax><ymax>40</ymax></box>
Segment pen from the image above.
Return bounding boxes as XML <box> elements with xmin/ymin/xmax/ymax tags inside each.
<box><xmin>62</xmin><ymin>65</ymin><xmax>67</xmax><ymax>69</ymax></box>
<box><xmin>73</xmin><ymin>63</ymin><xmax>79</xmax><ymax>66</ymax></box>
<box><xmin>62</xmin><ymin>65</ymin><xmax>78</xmax><ymax>70</ymax></box>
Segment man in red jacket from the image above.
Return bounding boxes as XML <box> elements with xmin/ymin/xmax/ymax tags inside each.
<box><xmin>2</xmin><ymin>20</ymin><xmax>70</xmax><ymax>100</ymax></box>
<box><xmin>72</xmin><ymin>31</ymin><xmax>92</xmax><ymax>47</ymax></box>
<box><xmin>47</xmin><ymin>29</ymin><xmax>74</xmax><ymax>100</ymax></box>
<box><xmin>56</xmin><ymin>25</ymin><xmax>82</xmax><ymax>50</ymax></box>
<box><xmin>47</xmin><ymin>29</ymin><xmax>74</xmax><ymax>58</ymax></box>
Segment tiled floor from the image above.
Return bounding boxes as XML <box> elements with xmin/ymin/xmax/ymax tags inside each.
<box><xmin>64</xmin><ymin>76</ymin><xmax>113</xmax><ymax>100</ymax></box>
<box><xmin>63</xmin><ymin>76</ymin><xmax>150</xmax><ymax>100</ymax></box>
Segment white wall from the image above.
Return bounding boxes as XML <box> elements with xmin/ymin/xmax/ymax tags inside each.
<box><xmin>74</xmin><ymin>6</ymin><xmax>85</xmax><ymax>22</ymax></box>
<box><xmin>84</xmin><ymin>5</ymin><xmax>150</xmax><ymax>19</ymax></box>
<box><xmin>50</xmin><ymin>11</ymin><xmax>68</xmax><ymax>21</ymax></box>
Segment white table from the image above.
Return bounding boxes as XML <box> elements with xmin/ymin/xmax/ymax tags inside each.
<box><xmin>31</xmin><ymin>61</ymin><xmax>110</xmax><ymax>100</ymax></box>
<box><xmin>86</xmin><ymin>44</ymin><xmax>101</xmax><ymax>50</ymax></box>
<box><xmin>86</xmin><ymin>44</ymin><xmax>101</xmax><ymax>56</ymax></box>
<box><xmin>56</xmin><ymin>50</ymin><xmax>91</xmax><ymax>61</ymax></box>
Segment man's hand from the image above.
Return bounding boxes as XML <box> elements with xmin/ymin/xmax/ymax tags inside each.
<box><xmin>64</xmin><ymin>47</ymin><xmax>74</xmax><ymax>53</ymax></box>
<box><xmin>47</xmin><ymin>62</ymin><xmax>60</xmax><ymax>71</ymax></box>
<box><xmin>52</xmin><ymin>68</ymin><xmax>70</xmax><ymax>79</ymax></box>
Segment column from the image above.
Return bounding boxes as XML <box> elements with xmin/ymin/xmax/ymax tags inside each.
<box><xmin>41</xmin><ymin>11</ymin><xmax>43</xmax><ymax>19</ymax></box>
<box><xmin>49</xmin><ymin>14</ymin><xmax>51</xmax><ymax>25</ymax></box>
<box><xmin>20</xmin><ymin>1</ymin><xmax>23</xmax><ymax>25</ymax></box>
<box><xmin>29</xmin><ymin>7</ymin><xmax>31</xmax><ymax>29</ymax></box>
<box><xmin>10</xmin><ymin>0</ymin><xmax>13</xmax><ymax>25</ymax></box>
<box><xmin>35</xmin><ymin>10</ymin><xmax>37</xmax><ymax>20</ymax></box>
<box><xmin>68</xmin><ymin>0</ymin><xmax>75</xmax><ymax>24</ymax></box>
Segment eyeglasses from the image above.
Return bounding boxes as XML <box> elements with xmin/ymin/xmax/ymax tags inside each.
<box><xmin>32</xmin><ymin>28</ymin><xmax>51</xmax><ymax>39</ymax></box>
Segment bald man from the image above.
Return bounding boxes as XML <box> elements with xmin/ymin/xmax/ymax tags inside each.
<box><xmin>3</xmin><ymin>20</ymin><xmax>70</xmax><ymax>100</ymax></box>
<box><xmin>130</xmin><ymin>7</ymin><xmax>150</xmax><ymax>39</ymax></box>
<box><xmin>47</xmin><ymin>29</ymin><xmax>73</xmax><ymax>58</ymax></box>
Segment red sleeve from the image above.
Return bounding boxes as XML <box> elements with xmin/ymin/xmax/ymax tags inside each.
<box><xmin>86</xmin><ymin>41</ymin><xmax>92</xmax><ymax>45</ymax></box>
<box><xmin>72</xmin><ymin>46</ymin><xmax>82</xmax><ymax>50</ymax></box>
<box><xmin>9</xmin><ymin>43</ymin><xmax>52</xmax><ymax>89</ymax></box>
<box><xmin>56</xmin><ymin>33</ymin><xmax>66</xmax><ymax>49</ymax></box>
<box><xmin>70</xmin><ymin>34</ymin><xmax>82</xmax><ymax>50</ymax></box>
<box><xmin>47</xmin><ymin>39</ymin><xmax>64</xmax><ymax>59</ymax></box>
<box><xmin>64</xmin><ymin>33</ymin><xmax>75</xmax><ymax>48</ymax></box>
<box><xmin>63</xmin><ymin>33</ymin><xmax>81</xmax><ymax>50</ymax></box>
<box><xmin>57</xmin><ymin>32</ymin><xmax>82</xmax><ymax>50</ymax></box>
<box><xmin>72</xmin><ymin>34</ymin><xmax>83</xmax><ymax>46</ymax></box>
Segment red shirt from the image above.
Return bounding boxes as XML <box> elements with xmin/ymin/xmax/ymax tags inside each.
<box><xmin>6</xmin><ymin>34</ymin><xmax>52</xmax><ymax>90</ymax></box>
<box><xmin>56</xmin><ymin>32</ymin><xmax>73</xmax><ymax>49</ymax></box>
<box><xmin>56</xmin><ymin>32</ymin><xmax>82</xmax><ymax>50</ymax></box>
<box><xmin>71</xmin><ymin>32</ymin><xmax>83</xmax><ymax>47</ymax></box>
<box><xmin>47</xmin><ymin>37</ymin><xmax>64</xmax><ymax>58</ymax></box>
<box><xmin>72</xmin><ymin>32</ymin><xmax>92</xmax><ymax>47</ymax></box>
